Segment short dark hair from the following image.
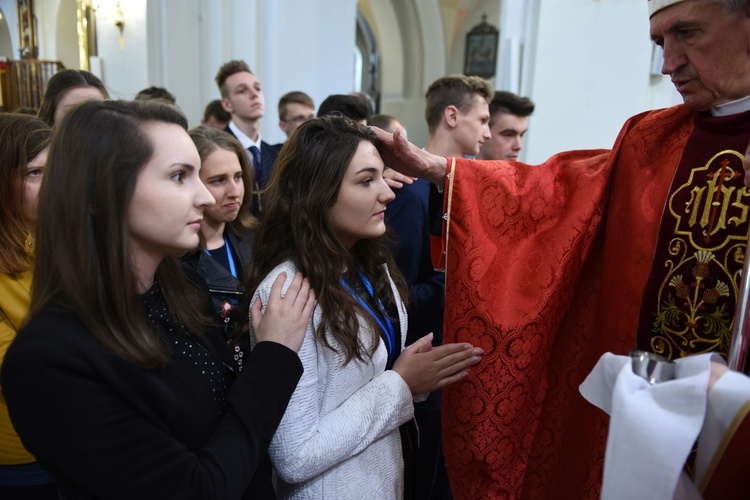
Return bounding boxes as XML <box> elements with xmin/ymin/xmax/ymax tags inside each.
<box><xmin>215</xmin><ymin>60</ymin><xmax>253</xmax><ymax>98</ymax></box>
<box><xmin>720</xmin><ymin>0</ymin><xmax>750</xmax><ymax>13</ymax></box>
<box><xmin>203</xmin><ymin>99</ymin><xmax>231</xmax><ymax>123</ymax></box>
<box><xmin>349</xmin><ymin>92</ymin><xmax>376</xmax><ymax>114</ymax></box>
<box><xmin>37</xmin><ymin>69</ymin><xmax>109</xmax><ymax>126</ymax></box>
<box><xmin>135</xmin><ymin>86</ymin><xmax>176</xmax><ymax>105</ymax></box>
<box><xmin>278</xmin><ymin>91</ymin><xmax>315</xmax><ymax>121</ymax></box>
<box><xmin>424</xmin><ymin>75</ymin><xmax>493</xmax><ymax>134</ymax></box>
<box><xmin>488</xmin><ymin>91</ymin><xmax>535</xmax><ymax>126</ymax></box>
<box><xmin>368</xmin><ymin>114</ymin><xmax>401</xmax><ymax>134</ymax></box>
<box><xmin>317</xmin><ymin>94</ymin><xmax>370</xmax><ymax>122</ymax></box>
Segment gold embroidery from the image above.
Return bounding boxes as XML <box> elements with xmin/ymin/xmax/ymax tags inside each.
<box><xmin>672</xmin><ymin>150</ymin><xmax>749</xmax><ymax>250</ymax></box>
<box><xmin>651</xmin><ymin>150</ymin><xmax>750</xmax><ymax>359</ymax></box>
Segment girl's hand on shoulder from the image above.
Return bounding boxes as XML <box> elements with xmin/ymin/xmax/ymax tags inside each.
<box><xmin>250</xmin><ymin>272</ymin><xmax>315</xmax><ymax>353</ymax></box>
<box><xmin>392</xmin><ymin>333</ymin><xmax>483</xmax><ymax>395</ymax></box>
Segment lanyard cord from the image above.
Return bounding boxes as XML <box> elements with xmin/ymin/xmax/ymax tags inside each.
<box><xmin>205</xmin><ymin>234</ymin><xmax>238</xmax><ymax>278</ymax></box>
<box><xmin>341</xmin><ymin>270</ymin><xmax>396</xmax><ymax>356</ymax></box>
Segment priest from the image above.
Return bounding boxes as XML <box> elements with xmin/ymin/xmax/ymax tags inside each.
<box><xmin>375</xmin><ymin>0</ymin><xmax>750</xmax><ymax>497</ymax></box>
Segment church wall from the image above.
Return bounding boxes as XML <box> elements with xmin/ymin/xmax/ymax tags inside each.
<box><xmin>0</xmin><ymin>14</ymin><xmax>12</xmax><ymax>63</ymax></box>
<box><xmin>94</xmin><ymin>0</ymin><xmax>149</xmax><ymax>99</ymax></box>
<box><xmin>522</xmin><ymin>0</ymin><xmax>679</xmax><ymax>163</ymax></box>
<box><xmin>0</xmin><ymin>0</ymin><xmax>19</xmax><ymax>59</ymax></box>
<box><xmin>258</xmin><ymin>0</ymin><xmax>359</xmax><ymax>145</ymax></box>
<box><xmin>162</xmin><ymin>0</ymin><xmax>360</xmax><ymax>140</ymax></box>
<box><xmin>54</xmin><ymin>0</ymin><xmax>78</xmax><ymax>69</ymax></box>
<box><xmin>0</xmin><ymin>0</ymin><xmax>684</xmax><ymax>158</ymax></box>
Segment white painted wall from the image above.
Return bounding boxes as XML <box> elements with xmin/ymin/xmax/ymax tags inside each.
<box><xmin>3</xmin><ymin>0</ymin><xmax>682</xmax><ymax>156</ymax></box>
<box><xmin>139</xmin><ymin>0</ymin><xmax>358</xmax><ymax>138</ymax></box>
<box><xmin>521</xmin><ymin>0</ymin><xmax>679</xmax><ymax>163</ymax></box>
<box><xmin>259</xmin><ymin>0</ymin><xmax>358</xmax><ymax>144</ymax></box>
<box><xmin>55</xmin><ymin>0</ymin><xmax>78</xmax><ymax>69</ymax></box>
<box><xmin>0</xmin><ymin>0</ymin><xmax>19</xmax><ymax>58</ymax></box>
<box><xmin>95</xmin><ymin>0</ymin><xmax>149</xmax><ymax>99</ymax></box>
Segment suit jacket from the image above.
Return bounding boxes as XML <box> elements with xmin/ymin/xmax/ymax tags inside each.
<box><xmin>385</xmin><ymin>178</ymin><xmax>445</xmax><ymax>345</ymax></box>
<box><xmin>223</xmin><ymin>125</ymin><xmax>281</xmax><ymax>218</ymax></box>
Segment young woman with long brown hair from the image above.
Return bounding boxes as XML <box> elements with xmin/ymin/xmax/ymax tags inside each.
<box><xmin>184</xmin><ymin>126</ymin><xmax>258</xmax><ymax>348</ymax></box>
<box><xmin>245</xmin><ymin>115</ymin><xmax>483</xmax><ymax>498</ymax></box>
<box><xmin>1</xmin><ymin>100</ymin><xmax>314</xmax><ymax>499</ymax></box>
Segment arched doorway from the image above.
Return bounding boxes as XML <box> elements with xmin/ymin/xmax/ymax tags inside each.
<box><xmin>355</xmin><ymin>10</ymin><xmax>379</xmax><ymax>112</ymax></box>
<box><xmin>0</xmin><ymin>8</ymin><xmax>14</xmax><ymax>59</ymax></box>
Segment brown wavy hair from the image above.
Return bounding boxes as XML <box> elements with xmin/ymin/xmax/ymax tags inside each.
<box><xmin>0</xmin><ymin>114</ymin><xmax>51</xmax><ymax>275</ymax></box>
<box><xmin>243</xmin><ymin>115</ymin><xmax>408</xmax><ymax>363</ymax></box>
<box><xmin>30</xmin><ymin>100</ymin><xmax>211</xmax><ymax>369</ymax></box>
<box><xmin>188</xmin><ymin>125</ymin><xmax>258</xmax><ymax>237</ymax></box>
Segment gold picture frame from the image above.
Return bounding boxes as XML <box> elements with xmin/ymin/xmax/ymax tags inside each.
<box><xmin>464</xmin><ymin>15</ymin><xmax>499</xmax><ymax>79</ymax></box>
<box><xmin>17</xmin><ymin>0</ymin><xmax>38</xmax><ymax>59</ymax></box>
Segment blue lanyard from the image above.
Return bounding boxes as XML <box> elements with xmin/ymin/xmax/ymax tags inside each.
<box><xmin>205</xmin><ymin>235</ymin><xmax>237</xmax><ymax>278</ymax></box>
<box><xmin>341</xmin><ymin>270</ymin><xmax>396</xmax><ymax>355</ymax></box>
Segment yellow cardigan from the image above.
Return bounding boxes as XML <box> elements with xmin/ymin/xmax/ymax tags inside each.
<box><xmin>0</xmin><ymin>239</ymin><xmax>36</xmax><ymax>464</ymax></box>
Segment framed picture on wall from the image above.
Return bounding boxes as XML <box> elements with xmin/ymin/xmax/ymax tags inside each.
<box><xmin>464</xmin><ymin>15</ymin><xmax>499</xmax><ymax>79</ymax></box>
<box><xmin>18</xmin><ymin>0</ymin><xmax>38</xmax><ymax>58</ymax></box>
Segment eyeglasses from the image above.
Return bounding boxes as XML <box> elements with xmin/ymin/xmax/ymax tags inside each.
<box><xmin>282</xmin><ymin>116</ymin><xmax>314</xmax><ymax>124</ymax></box>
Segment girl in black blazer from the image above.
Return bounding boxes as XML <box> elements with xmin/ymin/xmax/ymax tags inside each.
<box><xmin>1</xmin><ymin>100</ymin><xmax>314</xmax><ymax>500</ymax></box>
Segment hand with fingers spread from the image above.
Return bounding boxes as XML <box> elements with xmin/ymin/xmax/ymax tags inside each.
<box><xmin>392</xmin><ymin>332</ymin><xmax>484</xmax><ymax>395</ymax></box>
<box><xmin>251</xmin><ymin>272</ymin><xmax>315</xmax><ymax>353</ymax></box>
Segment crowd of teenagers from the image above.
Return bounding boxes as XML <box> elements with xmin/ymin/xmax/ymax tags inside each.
<box><xmin>0</xmin><ymin>68</ymin><xmax>482</xmax><ymax>500</ymax></box>
<box><xmin>8</xmin><ymin>1</ymin><xmax>750</xmax><ymax>496</ymax></box>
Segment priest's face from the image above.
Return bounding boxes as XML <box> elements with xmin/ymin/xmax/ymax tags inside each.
<box><xmin>650</xmin><ymin>0</ymin><xmax>750</xmax><ymax>111</ymax></box>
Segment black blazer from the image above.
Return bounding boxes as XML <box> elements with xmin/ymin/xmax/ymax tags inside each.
<box><xmin>1</xmin><ymin>288</ymin><xmax>301</xmax><ymax>499</ymax></box>
<box><xmin>385</xmin><ymin>178</ymin><xmax>445</xmax><ymax>345</ymax></box>
<box><xmin>223</xmin><ymin>124</ymin><xmax>281</xmax><ymax>217</ymax></box>
<box><xmin>183</xmin><ymin>229</ymin><xmax>256</xmax><ymax>340</ymax></box>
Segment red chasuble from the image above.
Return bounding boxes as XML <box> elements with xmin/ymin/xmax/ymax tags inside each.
<box><xmin>436</xmin><ymin>104</ymin><xmax>750</xmax><ymax>498</ymax></box>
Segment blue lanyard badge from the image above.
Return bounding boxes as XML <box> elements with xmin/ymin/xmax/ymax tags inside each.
<box><xmin>341</xmin><ymin>271</ymin><xmax>396</xmax><ymax>355</ymax></box>
<box><xmin>205</xmin><ymin>235</ymin><xmax>238</xmax><ymax>278</ymax></box>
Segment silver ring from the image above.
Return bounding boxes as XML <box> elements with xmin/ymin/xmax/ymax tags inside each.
<box><xmin>630</xmin><ymin>350</ymin><xmax>675</xmax><ymax>384</ymax></box>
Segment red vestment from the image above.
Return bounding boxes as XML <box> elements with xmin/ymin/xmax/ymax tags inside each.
<box><xmin>436</xmin><ymin>104</ymin><xmax>750</xmax><ymax>498</ymax></box>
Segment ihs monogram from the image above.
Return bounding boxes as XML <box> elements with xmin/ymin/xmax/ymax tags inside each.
<box><xmin>650</xmin><ymin>150</ymin><xmax>750</xmax><ymax>359</ymax></box>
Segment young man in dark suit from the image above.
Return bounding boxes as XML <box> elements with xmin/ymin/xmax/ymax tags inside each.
<box><xmin>215</xmin><ymin>60</ymin><xmax>281</xmax><ymax>217</ymax></box>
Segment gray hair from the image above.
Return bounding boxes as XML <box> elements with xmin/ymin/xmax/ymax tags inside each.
<box><xmin>720</xmin><ymin>0</ymin><xmax>750</xmax><ymax>12</ymax></box>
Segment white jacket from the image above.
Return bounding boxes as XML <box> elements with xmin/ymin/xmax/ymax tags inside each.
<box><xmin>249</xmin><ymin>261</ymin><xmax>413</xmax><ymax>499</ymax></box>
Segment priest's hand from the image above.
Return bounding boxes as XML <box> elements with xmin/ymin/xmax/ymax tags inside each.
<box><xmin>708</xmin><ymin>361</ymin><xmax>729</xmax><ymax>391</ymax></box>
<box><xmin>371</xmin><ymin>126</ymin><xmax>447</xmax><ymax>185</ymax></box>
